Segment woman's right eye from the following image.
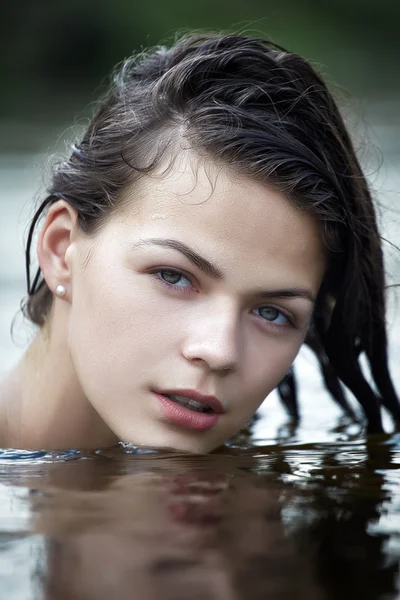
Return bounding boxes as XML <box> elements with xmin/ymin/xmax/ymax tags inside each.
<box><xmin>154</xmin><ymin>269</ymin><xmax>193</xmax><ymax>289</ymax></box>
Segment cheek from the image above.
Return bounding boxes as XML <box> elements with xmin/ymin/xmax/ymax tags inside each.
<box><xmin>67</xmin><ymin>266</ymin><xmax>177</xmax><ymax>385</ymax></box>
<box><xmin>240</xmin><ymin>335</ymin><xmax>304</xmax><ymax>410</ymax></box>
<box><xmin>217</xmin><ymin>339</ymin><xmax>301</xmax><ymax>445</ymax></box>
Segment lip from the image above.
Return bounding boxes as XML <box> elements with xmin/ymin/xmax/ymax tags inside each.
<box><xmin>154</xmin><ymin>390</ymin><xmax>224</xmax><ymax>432</ymax></box>
<box><xmin>158</xmin><ymin>389</ymin><xmax>225</xmax><ymax>414</ymax></box>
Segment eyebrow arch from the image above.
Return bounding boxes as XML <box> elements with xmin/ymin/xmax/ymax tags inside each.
<box><xmin>133</xmin><ymin>237</ymin><xmax>315</xmax><ymax>303</ymax></box>
<box><xmin>260</xmin><ymin>289</ymin><xmax>315</xmax><ymax>303</ymax></box>
<box><xmin>133</xmin><ymin>238</ymin><xmax>224</xmax><ymax>279</ymax></box>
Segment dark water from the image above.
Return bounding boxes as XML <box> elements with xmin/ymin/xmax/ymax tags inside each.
<box><xmin>1</xmin><ymin>427</ymin><xmax>400</xmax><ymax>600</ymax></box>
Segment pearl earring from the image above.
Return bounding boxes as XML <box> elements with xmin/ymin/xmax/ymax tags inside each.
<box><xmin>55</xmin><ymin>284</ymin><xmax>67</xmax><ymax>297</ymax></box>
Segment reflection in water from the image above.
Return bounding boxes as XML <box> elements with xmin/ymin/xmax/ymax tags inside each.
<box><xmin>0</xmin><ymin>435</ymin><xmax>400</xmax><ymax>599</ymax></box>
<box><xmin>278</xmin><ymin>440</ymin><xmax>399</xmax><ymax>600</ymax></box>
<box><xmin>32</xmin><ymin>454</ymin><xmax>322</xmax><ymax>600</ymax></box>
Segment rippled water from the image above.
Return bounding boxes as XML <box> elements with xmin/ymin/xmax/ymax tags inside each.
<box><xmin>1</xmin><ymin>435</ymin><xmax>400</xmax><ymax>600</ymax></box>
<box><xmin>0</xmin><ymin>101</ymin><xmax>400</xmax><ymax>598</ymax></box>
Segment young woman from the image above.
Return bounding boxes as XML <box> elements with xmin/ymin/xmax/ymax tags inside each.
<box><xmin>0</xmin><ymin>33</ymin><xmax>398</xmax><ymax>452</ymax></box>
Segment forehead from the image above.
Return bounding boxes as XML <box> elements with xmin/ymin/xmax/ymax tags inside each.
<box><xmin>117</xmin><ymin>154</ymin><xmax>325</xmax><ymax>289</ymax></box>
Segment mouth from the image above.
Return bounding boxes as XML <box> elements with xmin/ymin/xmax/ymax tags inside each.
<box><xmin>159</xmin><ymin>390</ymin><xmax>224</xmax><ymax>414</ymax></box>
<box><xmin>154</xmin><ymin>390</ymin><xmax>224</xmax><ymax>432</ymax></box>
<box><xmin>163</xmin><ymin>394</ymin><xmax>213</xmax><ymax>413</ymax></box>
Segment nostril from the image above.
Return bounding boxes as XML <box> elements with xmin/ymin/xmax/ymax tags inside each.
<box><xmin>183</xmin><ymin>343</ymin><xmax>239</xmax><ymax>373</ymax></box>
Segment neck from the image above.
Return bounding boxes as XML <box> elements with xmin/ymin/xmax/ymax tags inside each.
<box><xmin>0</xmin><ymin>314</ymin><xmax>118</xmax><ymax>450</ymax></box>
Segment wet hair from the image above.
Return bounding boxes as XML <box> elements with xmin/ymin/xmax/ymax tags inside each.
<box><xmin>23</xmin><ymin>32</ymin><xmax>400</xmax><ymax>432</ymax></box>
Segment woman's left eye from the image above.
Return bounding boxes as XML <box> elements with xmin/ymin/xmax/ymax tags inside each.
<box><xmin>255</xmin><ymin>306</ymin><xmax>290</xmax><ymax>326</ymax></box>
<box><xmin>156</xmin><ymin>269</ymin><xmax>192</xmax><ymax>288</ymax></box>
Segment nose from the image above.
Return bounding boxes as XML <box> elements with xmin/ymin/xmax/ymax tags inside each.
<box><xmin>181</xmin><ymin>301</ymin><xmax>241</xmax><ymax>373</ymax></box>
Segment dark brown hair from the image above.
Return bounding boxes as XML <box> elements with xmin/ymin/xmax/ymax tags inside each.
<box><xmin>24</xmin><ymin>32</ymin><xmax>400</xmax><ymax>432</ymax></box>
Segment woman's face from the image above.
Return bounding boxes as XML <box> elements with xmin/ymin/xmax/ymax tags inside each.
<box><xmin>66</xmin><ymin>156</ymin><xmax>325</xmax><ymax>453</ymax></box>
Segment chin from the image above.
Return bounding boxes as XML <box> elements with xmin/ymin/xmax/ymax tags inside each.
<box><xmin>121</xmin><ymin>433</ymin><xmax>220</xmax><ymax>455</ymax></box>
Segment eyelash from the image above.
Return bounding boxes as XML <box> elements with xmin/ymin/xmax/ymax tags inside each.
<box><xmin>152</xmin><ymin>268</ymin><xmax>197</xmax><ymax>294</ymax></box>
<box><xmin>151</xmin><ymin>268</ymin><xmax>295</xmax><ymax>328</ymax></box>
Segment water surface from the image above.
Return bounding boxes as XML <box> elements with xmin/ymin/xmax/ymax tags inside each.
<box><xmin>1</xmin><ymin>434</ymin><xmax>400</xmax><ymax>599</ymax></box>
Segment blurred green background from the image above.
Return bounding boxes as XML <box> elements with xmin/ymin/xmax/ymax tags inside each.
<box><xmin>1</xmin><ymin>0</ymin><xmax>399</xmax><ymax>128</ymax></box>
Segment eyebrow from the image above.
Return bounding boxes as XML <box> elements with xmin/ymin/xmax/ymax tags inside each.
<box><xmin>133</xmin><ymin>237</ymin><xmax>315</xmax><ymax>303</ymax></box>
<box><xmin>133</xmin><ymin>237</ymin><xmax>224</xmax><ymax>279</ymax></box>
<box><xmin>260</xmin><ymin>289</ymin><xmax>315</xmax><ymax>303</ymax></box>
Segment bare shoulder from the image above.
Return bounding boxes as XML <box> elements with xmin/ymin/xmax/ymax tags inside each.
<box><xmin>0</xmin><ymin>365</ymin><xmax>22</xmax><ymax>446</ymax></box>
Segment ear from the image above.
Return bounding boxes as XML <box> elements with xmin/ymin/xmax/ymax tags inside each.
<box><xmin>37</xmin><ymin>200</ymin><xmax>79</xmax><ymax>300</ymax></box>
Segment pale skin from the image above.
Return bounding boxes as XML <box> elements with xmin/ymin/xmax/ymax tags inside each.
<box><xmin>0</xmin><ymin>154</ymin><xmax>326</xmax><ymax>452</ymax></box>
